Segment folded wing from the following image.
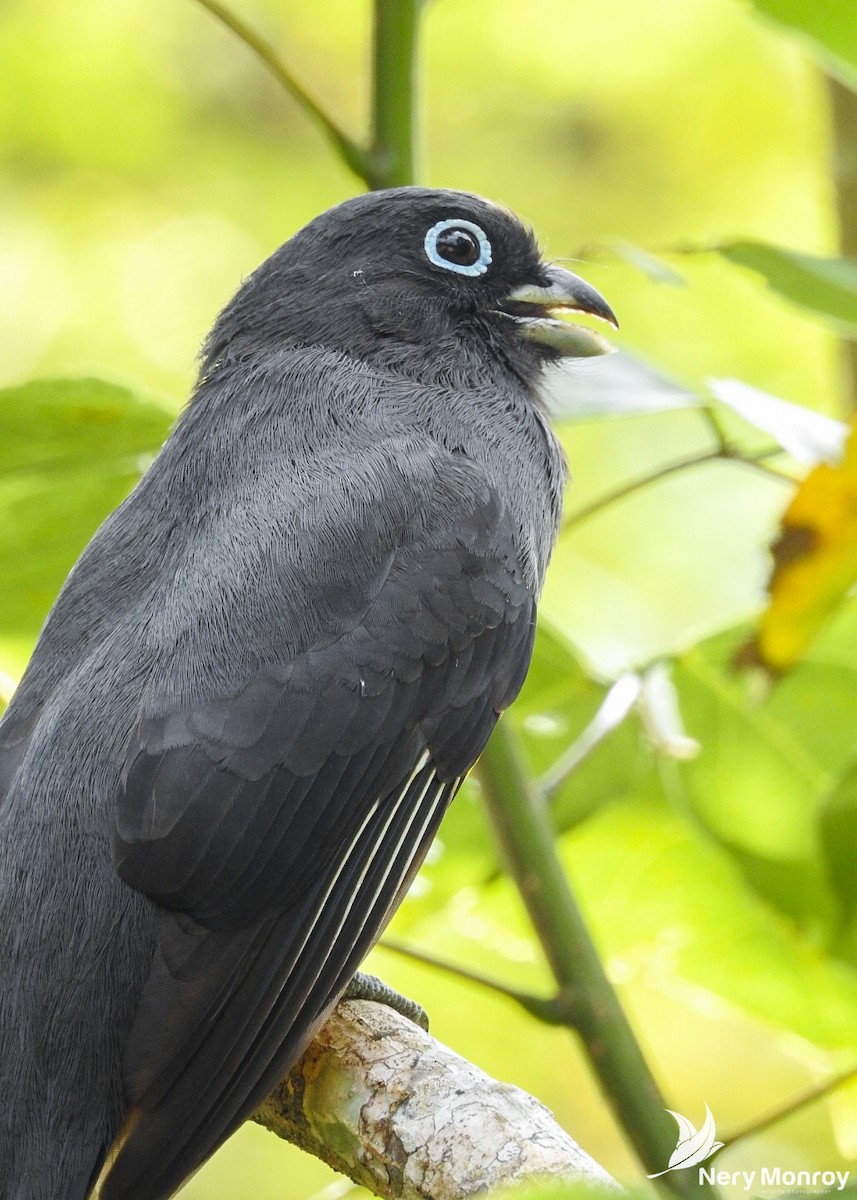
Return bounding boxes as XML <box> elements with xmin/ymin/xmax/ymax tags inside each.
<box><xmin>101</xmin><ymin>485</ymin><xmax>536</xmax><ymax>1200</ymax></box>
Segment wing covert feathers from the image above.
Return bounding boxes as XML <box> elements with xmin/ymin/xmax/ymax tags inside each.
<box><xmin>102</xmin><ymin>489</ymin><xmax>536</xmax><ymax>1200</ymax></box>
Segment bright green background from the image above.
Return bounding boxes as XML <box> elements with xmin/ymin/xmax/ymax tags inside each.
<box><xmin>2</xmin><ymin>1</ymin><xmax>857</xmax><ymax>1198</ymax></box>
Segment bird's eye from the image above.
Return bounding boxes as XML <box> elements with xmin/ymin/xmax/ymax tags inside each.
<box><xmin>424</xmin><ymin>219</ymin><xmax>492</xmax><ymax>277</ymax></box>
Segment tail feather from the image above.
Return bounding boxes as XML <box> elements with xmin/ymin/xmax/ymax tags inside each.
<box><xmin>98</xmin><ymin>767</ymin><xmax>453</xmax><ymax>1200</ymax></box>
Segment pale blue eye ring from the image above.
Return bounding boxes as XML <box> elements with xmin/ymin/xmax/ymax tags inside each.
<box><xmin>424</xmin><ymin>219</ymin><xmax>492</xmax><ymax>277</ymax></box>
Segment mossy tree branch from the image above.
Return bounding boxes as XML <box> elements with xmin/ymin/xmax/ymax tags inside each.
<box><xmin>254</xmin><ymin>1000</ymin><xmax>618</xmax><ymax>1200</ymax></box>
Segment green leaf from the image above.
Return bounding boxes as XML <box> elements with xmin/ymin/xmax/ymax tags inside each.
<box><xmin>671</xmin><ymin>612</ymin><xmax>857</xmax><ymax>927</ymax></box>
<box><xmin>820</xmin><ymin>759</ymin><xmax>857</xmax><ymax>935</ymax></box>
<box><xmin>510</xmin><ymin>619</ymin><xmax>656</xmax><ymax>834</ymax></box>
<box><xmin>564</xmin><ymin>798</ymin><xmax>857</xmax><ymax>1054</ymax></box>
<box><xmin>716</xmin><ymin>241</ymin><xmax>857</xmax><ymax>335</ymax></box>
<box><xmin>608</xmin><ymin>240</ymin><xmax>686</xmax><ymax>287</ymax></box>
<box><xmin>544</xmin><ymin>351</ymin><xmax>699</xmax><ymax>421</ymax></box>
<box><xmin>0</xmin><ymin>378</ymin><xmax>171</xmax><ymax>641</ymax></box>
<box><xmin>0</xmin><ymin>377</ymin><xmax>171</xmax><ymax>475</ymax></box>
<box><xmin>708</xmin><ymin>378</ymin><xmax>847</xmax><ymax>465</ymax></box>
<box><xmin>749</xmin><ymin>0</ymin><xmax>857</xmax><ymax>91</ymax></box>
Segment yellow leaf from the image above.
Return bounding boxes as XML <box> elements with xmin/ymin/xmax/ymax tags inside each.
<box><xmin>747</xmin><ymin>417</ymin><xmax>857</xmax><ymax>672</ymax></box>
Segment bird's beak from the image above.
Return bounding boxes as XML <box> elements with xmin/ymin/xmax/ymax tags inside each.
<box><xmin>501</xmin><ymin>265</ymin><xmax>618</xmax><ymax>358</ymax></box>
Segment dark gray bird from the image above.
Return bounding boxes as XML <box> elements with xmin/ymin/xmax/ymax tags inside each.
<box><xmin>0</xmin><ymin>186</ymin><xmax>615</xmax><ymax>1200</ymax></box>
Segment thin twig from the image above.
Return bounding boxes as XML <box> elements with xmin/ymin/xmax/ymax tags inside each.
<box><xmin>189</xmin><ymin>0</ymin><xmax>371</xmax><ymax>182</ymax></box>
<box><xmin>540</xmin><ymin>674</ymin><xmax>642</xmax><ymax>798</ymax></box>
<box><xmin>562</xmin><ymin>445</ymin><xmax>792</xmax><ymax>533</ymax></box>
<box><xmin>379</xmin><ymin>938</ymin><xmax>570</xmax><ymax>1025</ymax></box>
<box><xmin>699</xmin><ymin>404</ymin><xmax>731</xmax><ymax>452</ymax></box>
<box><xmin>718</xmin><ymin>1064</ymin><xmax>857</xmax><ymax>1152</ymax></box>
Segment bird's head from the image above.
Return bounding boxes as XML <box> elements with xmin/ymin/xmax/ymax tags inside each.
<box><xmin>201</xmin><ymin>187</ymin><xmax>617</xmax><ymax>387</ymax></box>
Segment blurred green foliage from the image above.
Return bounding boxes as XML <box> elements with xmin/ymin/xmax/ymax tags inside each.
<box><xmin>2</xmin><ymin>1</ymin><xmax>857</xmax><ymax>1198</ymax></box>
<box><xmin>716</xmin><ymin>241</ymin><xmax>857</xmax><ymax>336</ymax></box>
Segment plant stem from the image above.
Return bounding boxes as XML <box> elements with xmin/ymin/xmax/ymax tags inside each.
<box><xmin>718</xmin><ymin>1063</ymin><xmax>857</xmax><ymax>1152</ymax></box>
<box><xmin>190</xmin><ymin>0</ymin><xmax>371</xmax><ymax>182</ymax></box>
<box><xmin>541</xmin><ymin>674</ymin><xmax>642</xmax><ymax>798</ymax></box>
<box><xmin>828</xmin><ymin>75</ymin><xmax>857</xmax><ymax>415</ymax></box>
<box><xmin>562</xmin><ymin>445</ymin><xmax>792</xmax><ymax>534</ymax></box>
<box><xmin>699</xmin><ymin>405</ymin><xmax>730</xmax><ymax>453</ymax></box>
<box><xmin>367</xmin><ymin>0</ymin><xmax>422</xmax><ymax>189</ymax></box>
<box><xmin>380</xmin><ymin>939</ymin><xmax>569</xmax><ymax>1024</ymax></box>
<box><xmin>476</xmin><ymin>721</ymin><xmax>716</xmax><ymax>1198</ymax></box>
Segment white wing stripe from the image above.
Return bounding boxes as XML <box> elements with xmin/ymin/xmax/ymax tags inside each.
<box><xmin>265</xmin><ymin>790</ymin><xmax>384</xmax><ymax>990</ymax></box>
<box><xmin>336</xmin><ymin>766</ymin><xmax>440</xmax><ymax>935</ymax></box>
<box><xmin>285</xmin><ymin>752</ymin><xmax>443</xmax><ymax>1011</ymax></box>
<box><xmin>345</xmin><ymin>769</ymin><xmax>450</xmax><ymax>949</ymax></box>
<box><xmin>268</xmin><ymin>750</ymin><xmax>431</xmax><ymax>1006</ymax></box>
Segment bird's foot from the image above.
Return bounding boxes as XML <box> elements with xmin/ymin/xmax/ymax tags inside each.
<box><xmin>342</xmin><ymin>970</ymin><xmax>430</xmax><ymax>1032</ymax></box>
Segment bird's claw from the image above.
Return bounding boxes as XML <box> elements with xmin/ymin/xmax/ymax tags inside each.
<box><xmin>342</xmin><ymin>970</ymin><xmax>430</xmax><ymax>1032</ymax></box>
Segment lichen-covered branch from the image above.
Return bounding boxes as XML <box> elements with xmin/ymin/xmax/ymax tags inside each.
<box><xmin>254</xmin><ymin>1000</ymin><xmax>618</xmax><ymax>1200</ymax></box>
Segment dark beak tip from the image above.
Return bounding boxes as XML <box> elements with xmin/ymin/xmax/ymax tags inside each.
<box><xmin>549</xmin><ymin>265</ymin><xmax>618</xmax><ymax>331</ymax></box>
<box><xmin>589</xmin><ymin>302</ymin><xmax>620</xmax><ymax>332</ymax></box>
